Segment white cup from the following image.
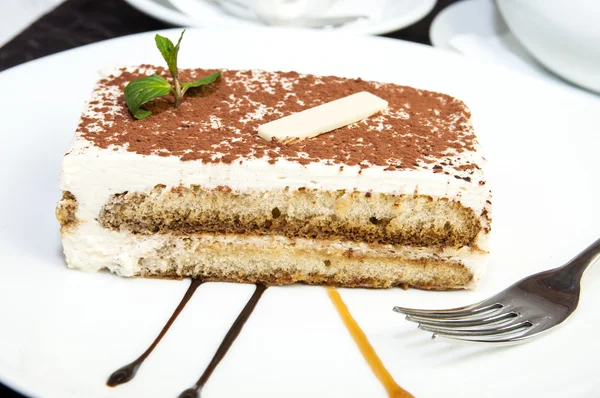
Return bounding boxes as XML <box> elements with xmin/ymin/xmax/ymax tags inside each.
<box><xmin>496</xmin><ymin>0</ymin><xmax>600</xmax><ymax>93</ymax></box>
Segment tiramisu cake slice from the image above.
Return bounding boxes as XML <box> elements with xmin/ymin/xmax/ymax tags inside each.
<box><xmin>56</xmin><ymin>66</ymin><xmax>491</xmax><ymax>289</ymax></box>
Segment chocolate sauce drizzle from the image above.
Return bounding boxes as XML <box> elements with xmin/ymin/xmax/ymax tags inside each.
<box><xmin>106</xmin><ymin>281</ymin><xmax>407</xmax><ymax>396</ymax></box>
<box><xmin>178</xmin><ymin>284</ymin><xmax>268</xmax><ymax>398</ymax></box>
<box><xmin>107</xmin><ymin>279</ymin><xmax>202</xmax><ymax>387</ymax></box>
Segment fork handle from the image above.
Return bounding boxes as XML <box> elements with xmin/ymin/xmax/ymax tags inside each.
<box><xmin>559</xmin><ymin>237</ymin><xmax>600</xmax><ymax>280</ymax></box>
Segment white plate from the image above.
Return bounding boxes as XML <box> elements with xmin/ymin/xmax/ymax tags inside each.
<box><xmin>125</xmin><ymin>0</ymin><xmax>436</xmax><ymax>35</ymax></box>
<box><xmin>1</xmin><ymin>28</ymin><xmax>600</xmax><ymax>398</ymax></box>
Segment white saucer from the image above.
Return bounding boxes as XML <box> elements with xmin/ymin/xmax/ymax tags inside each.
<box><xmin>429</xmin><ymin>0</ymin><xmax>507</xmax><ymax>50</ymax></box>
<box><xmin>429</xmin><ymin>0</ymin><xmax>573</xmax><ymax>86</ymax></box>
<box><xmin>125</xmin><ymin>0</ymin><xmax>198</xmax><ymax>26</ymax></box>
<box><xmin>125</xmin><ymin>0</ymin><xmax>436</xmax><ymax>35</ymax></box>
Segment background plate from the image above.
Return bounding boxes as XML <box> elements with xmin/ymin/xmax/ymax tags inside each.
<box><xmin>0</xmin><ymin>28</ymin><xmax>599</xmax><ymax>398</ymax></box>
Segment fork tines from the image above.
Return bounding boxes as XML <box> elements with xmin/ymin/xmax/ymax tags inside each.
<box><xmin>393</xmin><ymin>303</ymin><xmax>534</xmax><ymax>344</ymax></box>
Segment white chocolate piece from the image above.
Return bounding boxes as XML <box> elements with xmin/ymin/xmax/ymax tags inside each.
<box><xmin>257</xmin><ymin>91</ymin><xmax>388</xmax><ymax>144</ymax></box>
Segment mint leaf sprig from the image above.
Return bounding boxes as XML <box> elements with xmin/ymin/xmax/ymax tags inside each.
<box><xmin>124</xmin><ymin>30</ymin><xmax>221</xmax><ymax>120</ymax></box>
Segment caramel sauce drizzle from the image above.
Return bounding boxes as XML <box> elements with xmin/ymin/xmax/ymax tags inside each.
<box><xmin>327</xmin><ymin>288</ymin><xmax>414</xmax><ymax>398</ymax></box>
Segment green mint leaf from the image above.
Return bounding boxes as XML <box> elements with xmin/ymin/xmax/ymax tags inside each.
<box><xmin>155</xmin><ymin>30</ymin><xmax>185</xmax><ymax>78</ymax></box>
<box><xmin>124</xmin><ymin>74</ymin><xmax>172</xmax><ymax>120</ymax></box>
<box><xmin>124</xmin><ymin>29</ymin><xmax>220</xmax><ymax>119</ymax></box>
<box><xmin>154</xmin><ymin>34</ymin><xmax>176</xmax><ymax>75</ymax></box>
<box><xmin>181</xmin><ymin>71</ymin><xmax>221</xmax><ymax>94</ymax></box>
<box><xmin>132</xmin><ymin>108</ymin><xmax>152</xmax><ymax>120</ymax></box>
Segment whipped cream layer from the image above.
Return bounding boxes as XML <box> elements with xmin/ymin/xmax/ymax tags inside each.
<box><xmin>61</xmin><ymin>139</ymin><xmax>490</xmax><ymax>227</ymax></box>
<box><xmin>60</xmin><ymin>140</ymin><xmax>491</xmax><ymax>278</ymax></box>
<box><xmin>60</xmin><ymin>225</ymin><xmax>487</xmax><ymax>288</ymax></box>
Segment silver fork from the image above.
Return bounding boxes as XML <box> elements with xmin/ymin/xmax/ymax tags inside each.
<box><xmin>394</xmin><ymin>238</ymin><xmax>600</xmax><ymax>344</ymax></box>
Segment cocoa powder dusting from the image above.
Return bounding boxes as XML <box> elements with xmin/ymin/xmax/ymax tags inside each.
<box><xmin>79</xmin><ymin>66</ymin><xmax>479</xmax><ymax>171</ymax></box>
